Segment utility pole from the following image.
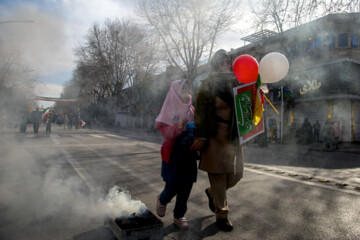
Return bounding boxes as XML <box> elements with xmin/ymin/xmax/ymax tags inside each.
<box><xmin>281</xmin><ymin>85</ymin><xmax>284</xmax><ymax>143</ymax></box>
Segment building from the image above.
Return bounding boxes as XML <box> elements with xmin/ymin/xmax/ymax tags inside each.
<box><xmin>229</xmin><ymin>13</ymin><xmax>360</xmax><ymax>143</ymax></box>
<box><xmin>117</xmin><ymin>13</ymin><xmax>360</xmax><ymax>143</ymax></box>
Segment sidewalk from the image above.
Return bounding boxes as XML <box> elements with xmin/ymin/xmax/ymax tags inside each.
<box><xmin>263</xmin><ymin>139</ymin><xmax>360</xmax><ymax>153</ymax></box>
<box><xmin>308</xmin><ymin>141</ymin><xmax>360</xmax><ymax>154</ymax></box>
<box><xmin>244</xmin><ymin>141</ymin><xmax>360</xmax><ymax>191</ymax></box>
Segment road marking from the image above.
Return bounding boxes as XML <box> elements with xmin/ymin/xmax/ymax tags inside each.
<box><xmin>245</xmin><ymin>168</ymin><xmax>360</xmax><ymax>196</ymax></box>
<box><xmin>104</xmin><ymin>133</ymin><xmax>160</xmax><ymax>149</ymax></box>
<box><xmin>105</xmin><ymin>133</ymin><xmax>123</xmax><ymax>138</ymax></box>
<box><xmin>89</xmin><ymin>134</ymin><xmax>105</xmax><ymax>138</ymax></box>
<box><xmin>51</xmin><ymin>136</ymin><xmax>60</xmax><ymax>145</ymax></box>
<box><xmin>70</xmin><ymin>136</ymin><xmax>161</xmax><ymax>191</ymax></box>
<box><xmin>60</xmin><ymin>148</ymin><xmax>97</xmax><ymax>192</ymax></box>
<box><xmin>50</xmin><ymin>134</ymin><xmax>98</xmax><ymax>192</ymax></box>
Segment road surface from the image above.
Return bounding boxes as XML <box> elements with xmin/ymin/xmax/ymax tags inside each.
<box><xmin>0</xmin><ymin>125</ymin><xmax>359</xmax><ymax>239</ymax></box>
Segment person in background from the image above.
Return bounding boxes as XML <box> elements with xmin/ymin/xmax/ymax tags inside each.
<box><xmin>333</xmin><ymin>121</ymin><xmax>342</xmax><ymax>149</ymax></box>
<box><xmin>155</xmin><ymin>79</ymin><xmax>197</xmax><ymax>230</ymax></box>
<box><xmin>64</xmin><ymin>114</ymin><xmax>68</xmax><ymax>129</ymax></box>
<box><xmin>45</xmin><ymin>110</ymin><xmax>53</xmax><ymax>134</ymax></box>
<box><xmin>191</xmin><ymin>49</ymin><xmax>244</xmax><ymax>232</ymax></box>
<box><xmin>313</xmin><ymin>120</ymin><xmax>321</xmax><ymax>142</ymax></box>
<box><xmin>298</xmin><ymin>117</ymin><xmax>313</xmax><ymax>144</ymax></box>
<box><xmin>68</xmin><ymin>114</ymin><xmax>73</xmax><ymax>130</ymax></box>
<box><xmin>32</xmin><ymin>107</ymin><xmax>42</xmax><ymax>133</ymax></box>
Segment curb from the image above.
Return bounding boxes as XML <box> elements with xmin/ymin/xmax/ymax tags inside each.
<box><xmin>245</xmin><ymin>163</ymin><xmax>360</xmax><ymax>193</ymax></box>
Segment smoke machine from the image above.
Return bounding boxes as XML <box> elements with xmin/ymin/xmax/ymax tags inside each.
<box><xmin>105</xmin><ymin>209</ymin><xmax>164</xmax><ymax>240</ymax></box>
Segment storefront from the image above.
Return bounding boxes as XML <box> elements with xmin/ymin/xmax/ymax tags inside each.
<box><xmin>265</xmin><ymin>59</ymin><xmax>360</xmax><ymax>142</ymax></box>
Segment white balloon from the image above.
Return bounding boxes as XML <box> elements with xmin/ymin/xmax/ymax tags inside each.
<box><xmin>259</xmin><ymin>52</ymin><xmax>289</xmax><ymax>83</ymax></box>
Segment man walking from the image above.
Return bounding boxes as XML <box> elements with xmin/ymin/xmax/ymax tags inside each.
<box><xmin>32</xmin><ymin>107</ymin><xmax>42</xmax><ymax>133</ymax></box>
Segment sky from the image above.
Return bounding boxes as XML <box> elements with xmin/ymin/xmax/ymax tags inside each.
<box><xmin>0</xmin><ymin>0</ymin><xmax>249</xmax><ymax>108</ymax></box>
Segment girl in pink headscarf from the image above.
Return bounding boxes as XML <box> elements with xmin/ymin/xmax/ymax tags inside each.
<box><xmin>155</xmin><ymin>79</ymin><xmax>197</xmax><ymax>230</ymax></box>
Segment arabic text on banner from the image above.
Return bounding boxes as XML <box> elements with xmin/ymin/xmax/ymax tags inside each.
<box><xmin>233</xmin><ymin>83</ymin><xmax>265</xmax><ymax>145</ymax></box>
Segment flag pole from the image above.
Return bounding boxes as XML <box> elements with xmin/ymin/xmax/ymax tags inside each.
<box><xmin>263</xmin><ymin>95</ymin><xmax>279</xmax><ymax>115</ymax></box>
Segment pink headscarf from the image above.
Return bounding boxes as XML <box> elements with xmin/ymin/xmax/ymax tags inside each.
<box><xmin>155</xmin><ymin>79</ymin><xmax>194</xmax><ymax>126</ymax></box>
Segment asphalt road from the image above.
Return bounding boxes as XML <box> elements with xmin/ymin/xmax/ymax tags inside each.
<box><xmin>0</xmin><ymin>125</ymin><xmax>359</xmax><ymax>240</ymax></box>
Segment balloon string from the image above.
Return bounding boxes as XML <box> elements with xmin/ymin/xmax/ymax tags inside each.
<box><xmin>263</xmin><ymin>95</ymin><xmax>279</xmax><ymax>115</ymax></box>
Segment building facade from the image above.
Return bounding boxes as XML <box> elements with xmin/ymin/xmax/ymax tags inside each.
<box><xmin>229</xmin><ymin>13</ymin><xmax>360</xmax><ymax>142</ymax></box>
<box><xmin>116</xmin><ymin>13</ymin><xmax>360</xmax><ymax>143</ymax></box>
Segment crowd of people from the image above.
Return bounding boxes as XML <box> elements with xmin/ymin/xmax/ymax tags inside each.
<box><xmin>13</xmin><ymin>108</ymin><xmax>86</xmax><ymax>134</ymax></box>
<box><xmin>322</xmin><ymin>118</ymin><xmax>343</xmax><ymax>151</ymax></box>
<box><xmin>295</xmin><ymin>117</ymin><xmax>343</xmax><ymax>150</ymax></box>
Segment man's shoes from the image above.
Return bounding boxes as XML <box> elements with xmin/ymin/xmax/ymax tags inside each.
<box><xmin>156</xmin><ymin>195</ymin><xmax>166</xmax><ymax>217</ymax></box>
<box><xmin>174</xmin><ymin>217</ymin><xmax>189</xmax><ymax>230</ymax></box>
<box><xmin>216</xmin><ymin>218</ymin><xmax>233</xmax><ymax>232</ymax></box>
<box><xmin>205</xmin><ymin>188</ymin><xmax>215</xmax><ymax>213</ymax></box>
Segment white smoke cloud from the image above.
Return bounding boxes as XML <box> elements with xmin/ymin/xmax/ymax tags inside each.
<box><xmin>35</xmin><ymin>82</ymin><xmax>64</xmax><ymax>97</ymax></box>
<box><xmin>0</xmin><ymin>0</ymin><xmax>137</xmax><ymax>81</ymax></box>
<box><xmin>0</xmin><ymin>3</ymin><xmax>73</xmax><ymax>76</ymax></box>
<box><xmin>96</xmin><ymin>186</ymin><xmax>147</xmax><ymax>218</ymax></box>
<box><xmin>0</xmin><ymin>143</ymin><xmax>146</xmax><ymax>237</ymax></box>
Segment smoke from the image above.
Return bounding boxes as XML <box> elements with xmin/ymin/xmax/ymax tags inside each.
<box><xmin>0</xmin><ymin>141</ymin><xmax>146</xmax><ymax>238</ymax></box>
<box><xmin>0</xmin><ymin>0</ymin><xmax>139</xmax><ymax>78</ymax></box>
<box><xmin>0</xmin><ymin>3</ymin><xmax>73</xmax><ymax>76</ymax></box>
<box><xmin>96</xmin><ymin>186</ymin><xmax>147</xmax><ymax>218</ymax></box>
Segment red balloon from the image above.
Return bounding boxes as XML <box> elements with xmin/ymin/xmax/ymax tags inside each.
<box><xmin>232</xmin><ymin>54</ymin><xmax>259</xmax><ymax>84</ymax></box>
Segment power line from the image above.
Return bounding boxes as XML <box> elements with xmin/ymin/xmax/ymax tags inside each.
<box><xmin>0</xmin><ymin>20</ymin><xmax>34</xmax><ymax>24</ymax></box>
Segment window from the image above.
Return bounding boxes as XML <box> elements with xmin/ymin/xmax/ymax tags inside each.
<box><xmin>289</xmin><ymin>44</ymin><xmax>297</xmax><ymax>57</ymax></box>
<box><xmin>351</xmin><ymin>33</ymin><xmax>358</xmax><ymax>48</ymax></box>
<box><xmin>314</xmin><ymin>37</ymin><xmax>322</xmax><ymax>49</ymax></box>
<box><xmin>338</xmin><ymin>33</ymin><xmax>348</xmax><ymax>47</ymax></box>
<box><xmin>306</xmin><ymin>39</ymin><xmax>314</xmax><ymax>52</ymax></box>
<box><xmin>325</xmin><ymin>34</ymin><xmax>336</xmax><ymax>49</ymax></box>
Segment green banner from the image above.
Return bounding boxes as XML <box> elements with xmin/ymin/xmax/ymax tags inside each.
<box><xmin>235</xmin><ymin>89</ymin><xmax>255</xmax><ymax>136</ymax></box>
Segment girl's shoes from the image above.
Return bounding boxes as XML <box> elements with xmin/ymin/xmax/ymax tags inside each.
<box><xmin>156</xmin><ymin>195</ymin><xmax>166</xmax><ymax>217</ymax></box>
<box><xmin>173</xmin><ymin>217</ymin><xmax>189</xmax><ymax>230</ymax></box>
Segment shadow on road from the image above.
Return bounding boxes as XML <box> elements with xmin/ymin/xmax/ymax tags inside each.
<box><xmin>227</xmin><ymin>174</ymin><xmax>360</xmax><ymax>239</ymax></box>
<box><xmin>73</xmin><ymin>226</ymin><xmax>116</xmax><ymax>240</ymax></box>
<box><xmin>162</xmin><ymin>215</ymin><xmax>217</xmax><ymax>240</ymax></box>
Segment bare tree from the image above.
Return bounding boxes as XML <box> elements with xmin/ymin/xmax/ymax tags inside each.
<box><xmin>0</xmin><ymin>46</ymin><xmax>37</xmax><ymax>91</ymax></box>
<box><xmin>74</xmin><ymin>19</ymin><xmax>160</xmax><ymax>104</ymax></box>
<box><xmin>249</xmin><ymin>0</ymin><xmax>317</xmax><ymax>33</ymax></box>
<box><xmin>0</xmin><ymin>45</ymin><xmax>37</xmax><ymax>117</ymax></box>
<box><xmin>136</xmin><ymin>0</ymin><xmax>243</xmax><ymax>81</ymax></box>
<box><xmin>317</xmin><ymin>0</ymin><xmax>360</xmax><ymax>13</ymax></box>
<box><xmin>250</xmin><ymin>0</ymin><xmax>359</xmax><ymax>33</ymax></box>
